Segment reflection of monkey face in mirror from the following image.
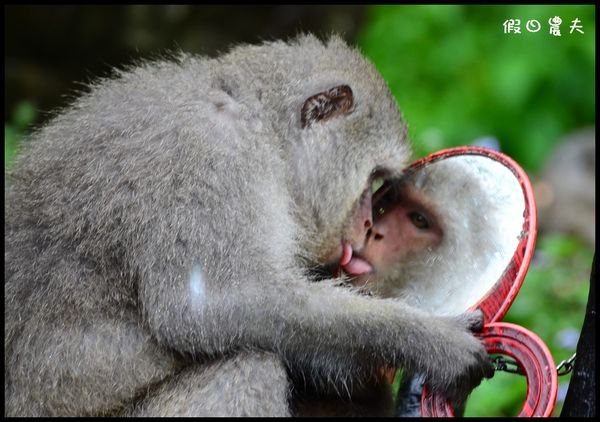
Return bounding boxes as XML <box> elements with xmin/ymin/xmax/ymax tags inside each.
<box><xmin>340</xmin><ymin>153</ymin><xmax>527</xmax><ymax>317</ymax></box>
<box><xmin>343</xmin><ymin>180</ymin><xmax>444</xmax><ymax>291</ymax></box>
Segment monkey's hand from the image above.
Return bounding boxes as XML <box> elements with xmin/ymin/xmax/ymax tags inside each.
<box><xmin>420</xmin><ymin>309</ymin><xmax>494</xmax><ymax>408</ymax></box>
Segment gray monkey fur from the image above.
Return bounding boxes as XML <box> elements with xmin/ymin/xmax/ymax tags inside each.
<box><xmin>4</xmin><ymin>34</ymin><xmax>493</xmax><ymax>416</ymax></box>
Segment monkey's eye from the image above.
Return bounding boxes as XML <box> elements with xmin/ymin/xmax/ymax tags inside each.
<box><xmin>409</xmin><ymin>211</ymin><xmax>430</xmax><ymax>230</ymax></box>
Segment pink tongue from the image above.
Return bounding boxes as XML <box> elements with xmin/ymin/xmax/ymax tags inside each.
<box><xmin>343</xmin><ymin>256</ymin><xmax>373</xmax><ymax>276</ymax></box>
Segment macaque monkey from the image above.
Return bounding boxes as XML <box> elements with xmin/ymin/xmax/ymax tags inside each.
<box><xmin>5</xmin><ymin>35</ymin><xmax>493</xmax><ymax>417</ymax></box>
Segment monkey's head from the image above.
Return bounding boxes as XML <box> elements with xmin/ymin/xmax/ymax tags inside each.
<box><xmin>243</xmin><ymin>35</ymin><xmax>411</xmax><ymax>271</ymax></box>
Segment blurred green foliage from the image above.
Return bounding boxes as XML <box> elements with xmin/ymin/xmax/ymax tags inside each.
<box><xmin>358</xmin><ymin>5</ymin><xmax>595</xmax><ymax>172</ymax></box>
<box><xmin>5</xmin><ymin>101</ymin><xmax>37</xmax><ymax>169</ymax></box>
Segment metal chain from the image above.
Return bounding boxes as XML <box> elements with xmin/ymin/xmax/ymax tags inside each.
<box><xmin>491</xmin><ymin>353</ymin><xmax>577</xmax><ymax>376</ymax></box>
<box><xmin>556</xmin><ymin>353</ymin><xmax>577</xmax><ymax>376</ymax></box>
<box><xmin>491</xmin><ymin>356</ymin><xmax>526</xmax><ymax>375</ymax></box>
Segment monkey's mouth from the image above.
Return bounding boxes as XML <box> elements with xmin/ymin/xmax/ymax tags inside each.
<box><xmin>333</xmin><ymin>175</ymin><xmax>393</xmax><ymax>279</ymax></box>
<box><xmin>337</xmin><ymin>241</ymin><xmax>373</xmax><ymax>277</ymax></box>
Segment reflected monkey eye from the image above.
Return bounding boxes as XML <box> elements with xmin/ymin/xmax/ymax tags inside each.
<box><xmin>409</xmin><ymin>211</ymin><xmax>430</xmax><ymax>230</ymax></box>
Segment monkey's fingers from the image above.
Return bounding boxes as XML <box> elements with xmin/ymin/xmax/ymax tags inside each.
<box><xmin>453</xmin><ymin>309</ymin><xmax>485</xmax><ymax>333</ymax></box>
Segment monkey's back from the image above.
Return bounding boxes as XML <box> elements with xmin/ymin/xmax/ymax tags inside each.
<box><xmin>2</xmin><ymin>35</ymin><xmax>288</xmax><ymax>344</ymax></box>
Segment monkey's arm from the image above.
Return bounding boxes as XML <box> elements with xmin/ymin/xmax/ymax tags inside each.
<box><xmin>135</xmin><ymin>235</ymin><xmax>490</xmax><ymax>405</ymax></box>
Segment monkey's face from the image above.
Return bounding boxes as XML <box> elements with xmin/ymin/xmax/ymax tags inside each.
<box><xmin>345</xmin><ymin>181</ymin><xmax>444</xmax><ymax>291</ymax></box>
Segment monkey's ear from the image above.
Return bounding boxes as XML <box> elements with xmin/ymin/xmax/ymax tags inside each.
<box><xmin>301</xmin><ymin>85</ymin><xmax>354</xmax><ymax>129</ymax></box>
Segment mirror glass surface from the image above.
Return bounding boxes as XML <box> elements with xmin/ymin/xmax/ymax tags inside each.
<box><xmin>375</xmin><ymin>154</ymin><xmax>526</xmax><ymax>316</ymax></box>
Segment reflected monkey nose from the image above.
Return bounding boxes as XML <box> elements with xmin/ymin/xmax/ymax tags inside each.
<box><xmin>368</xmin><ymin>227</ymin><xmax>384</xmax><ymax>241</ymax></box>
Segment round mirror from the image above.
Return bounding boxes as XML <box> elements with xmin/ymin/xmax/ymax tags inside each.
<box><xmin>368</xmin><ymin>146</ymin><xmax>536</xmax><ymax>320</ymax></box>
<box><xmin>396</xmin><ymin>147</ymin><xmax>536</xmax><ymax>322</ymax></box>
